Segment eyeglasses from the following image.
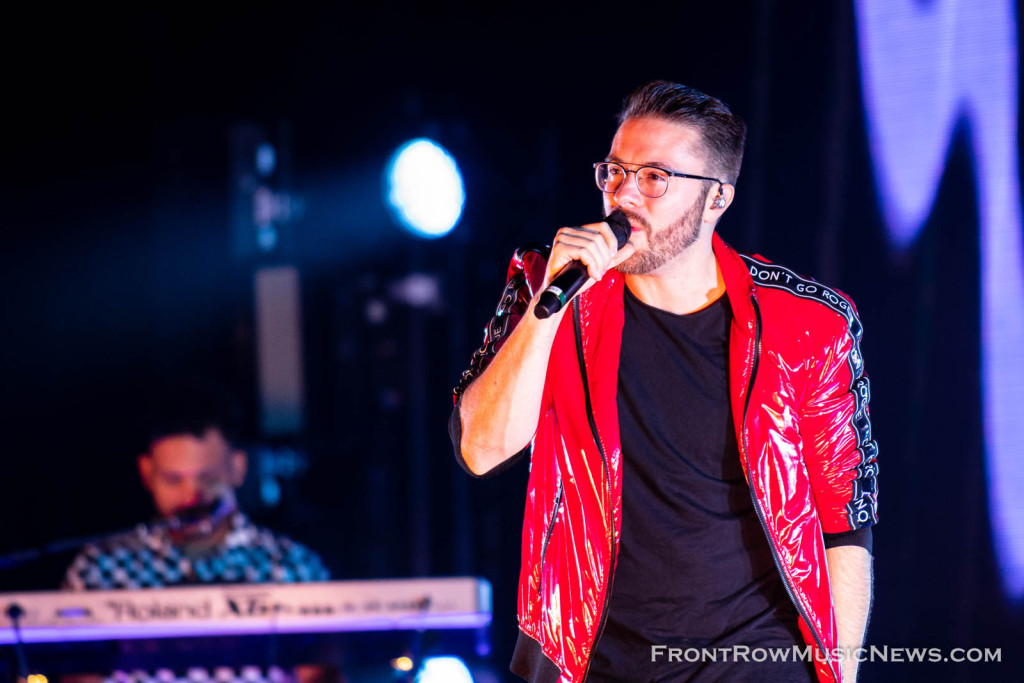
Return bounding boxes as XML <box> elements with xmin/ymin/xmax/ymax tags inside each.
<box><xmin>594</xmin><ymin>161</ymin><xmax>724</xmax><ymax>199</ymax></box>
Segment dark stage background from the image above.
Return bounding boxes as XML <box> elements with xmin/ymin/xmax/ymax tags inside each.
<box><xmin>2</xmin><ymin>2</ymin><xmax>1022</xmax><ymax>681</ymax></box>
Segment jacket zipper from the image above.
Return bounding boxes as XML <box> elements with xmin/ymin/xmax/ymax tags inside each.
<box><xmin>741</xmin><ymin>292</ymin><xmax>839</xmax><ymax>683</ymax></box>
<box><xmin>572</xmin><ymin>300</ymin><xmax>617</xmax><ymax>682</ymax></box>
<box><xmin>538</xmin><ymin>478</ymin><xmax>564</xmax><ymax>595</ymax></box>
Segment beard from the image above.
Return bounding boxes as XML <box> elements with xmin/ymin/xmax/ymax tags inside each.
<box><xmin>613</xmin><ymin>190</ymin><xmax>707</xmax><ymax>275</ymax></box>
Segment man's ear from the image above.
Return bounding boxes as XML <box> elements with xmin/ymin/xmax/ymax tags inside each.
<box><xmin>230</xmin><ymin>450</ymin><xmax>248</xmax><ymax>488</ymax></box>
<box><xmin>138</xmin><ymin>454</ymin><xmax>155</xmax><ymax>491</ymax></box>
<box><xmin>703</xmin><ymin>182</ymin><xmax>736</xmax><ymax>224</ymax></box>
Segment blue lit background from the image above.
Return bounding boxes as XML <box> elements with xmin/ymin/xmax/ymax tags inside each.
<box><xmin>856</xmin><ymin>0</ymin><xmax>1024</xmax><ymax>602</ymax></box>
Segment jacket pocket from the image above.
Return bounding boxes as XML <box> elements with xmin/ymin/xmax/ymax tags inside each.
<box><xmin>538</xmin><ymin>478</ymin><xmax>564</xmax><ymax>596</ymax></box>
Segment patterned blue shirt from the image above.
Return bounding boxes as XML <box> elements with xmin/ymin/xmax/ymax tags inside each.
<box><xmin>63</xmin><ymin>512</ymin><xmax>329</xmax><ymax>590</ymax></box>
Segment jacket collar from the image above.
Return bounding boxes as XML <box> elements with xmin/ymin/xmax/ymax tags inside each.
<box><xmin>713</xmin><ymin>231</ymin><xmax>756</xmax><ymax>329</ymax></box>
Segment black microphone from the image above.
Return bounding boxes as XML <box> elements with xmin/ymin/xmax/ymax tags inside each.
<box><xmin>164</xmin><ymin>486</ymin><xmax>237</xmax><ymax>540</ymax></box>
<box><xmin>534</xmin><ymin>209</ymin><xmax>632</xmax><ymax>319</ymax></box>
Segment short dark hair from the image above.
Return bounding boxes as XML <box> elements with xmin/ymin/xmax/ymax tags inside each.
<box><xmin>142</xmin><ymin>378</ymin><xmax>245</xmax><ymax>451</ymax></box>
<box><xmin>618</xmin><ymin>81</ymin><xmax>747</xmax><ymax>185</ymax></box>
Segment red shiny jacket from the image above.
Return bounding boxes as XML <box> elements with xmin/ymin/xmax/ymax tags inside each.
<box><xmin>453</xmin><ymin>233</ymin><xmax>878</xmax><ymax>683</ymax></box>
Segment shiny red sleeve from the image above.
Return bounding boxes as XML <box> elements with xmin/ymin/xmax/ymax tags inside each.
<box><xmin>799</xmin><ymin>292</ymin><xmax>879</xmax><ymax>534</ymax></box>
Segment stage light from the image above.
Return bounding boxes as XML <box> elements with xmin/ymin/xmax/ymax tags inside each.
<box><xmin>256</xmin><ymin>142</ymin><xmax>277</xmax><ymax>178</ymax></box>
<box><xmin>415</xmin><ymin>656</ymin><xmax>474</xmax><ymax>683</ymax></box>
<box><xmin>385</xmin><ymin>139</ymin><xmax>465</xmax><ymax>238</ymax></box>
<box><xmin>391</xmin><ymin>655</ymin><xmax>414</xmax><ymax>672</ymax></box>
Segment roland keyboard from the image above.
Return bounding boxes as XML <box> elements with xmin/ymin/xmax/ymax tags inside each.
<box><xmin>0</xmin><ymin>576</ymin><xmax>491</xmax><ymax>644</ymax></box>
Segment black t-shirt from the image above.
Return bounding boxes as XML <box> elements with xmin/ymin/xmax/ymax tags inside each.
<box><xmin>588</xmin><ymin>286</ymin><xmax>816</xmax><ymax>682</ymax></box>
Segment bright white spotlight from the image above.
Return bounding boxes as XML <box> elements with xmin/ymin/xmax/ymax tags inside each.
<box><xmin>415</xmin><ymin>656</ymin><xmax>474</xmax><ymax>683</ymax></box>
<box><xmin>386</xmin><ymin>138</ymin><xmax>465</xmax><ymax>238</ymax></box>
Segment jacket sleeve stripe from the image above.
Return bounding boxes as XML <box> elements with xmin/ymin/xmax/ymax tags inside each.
<box><xmin>452</xmin><ymin>245</ymin><xmax>550</xmax><ymax>401</ymax></box>
<box><xmin>740</xmin><ymin>254</ymin><xmax>879</xmax><ymax>530</ymax></box>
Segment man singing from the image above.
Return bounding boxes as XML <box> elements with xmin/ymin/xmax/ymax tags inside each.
<box><xmin>450</xmin><ymin>81</ymin><xmax>877</xmax><ymax>682</ymax></box>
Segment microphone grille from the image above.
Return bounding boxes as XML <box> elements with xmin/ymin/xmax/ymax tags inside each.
<box><xmin>605</xmin><ymin>209</ymin><xmax>631</xmax><ymax>249</ymax></box>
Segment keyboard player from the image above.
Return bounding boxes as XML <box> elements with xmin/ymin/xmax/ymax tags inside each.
<box><xmin>63</xmin><ymin>379</ymin><xmax>329</xmax><ymax>590</ymax></box>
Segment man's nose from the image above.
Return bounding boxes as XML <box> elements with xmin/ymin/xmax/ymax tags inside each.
<box><xmin>181</xmin><ymin>482</ymin><xmax>204</xmax><ymax>506</ymax></box>
<box><xmin>612</xmin><ymin>170</ymin><xmax>644</xmax><ymax>206</ymax></box>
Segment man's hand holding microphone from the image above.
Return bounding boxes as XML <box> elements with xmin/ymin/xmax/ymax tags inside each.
<box><xmin>459</xmin><ymin>209</ymin><xmax>634</xmax><ymax>474</ymax></box>
<box><xmin>534</xmin><ymin>208</ymin><xmax>635</xmax><ymax>319</ymax></box>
